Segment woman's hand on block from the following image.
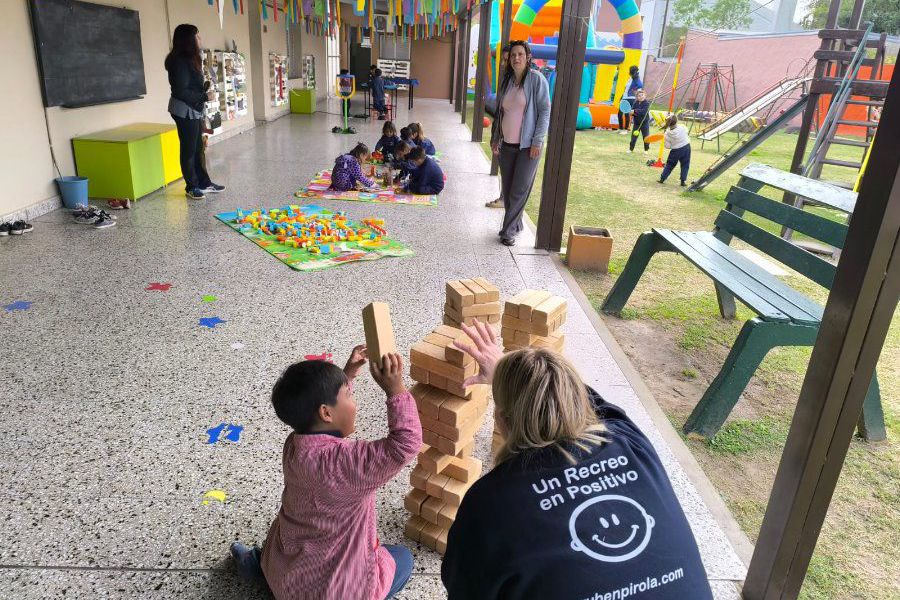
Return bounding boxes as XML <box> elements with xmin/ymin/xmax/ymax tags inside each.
<box><xmin>454</xmin><ymin>321</ymin><xmax>503</xmax><ymax>387</ymax></box>
<box><xmin>370</xmin><ymin>352</ymin><xmax>407</xmax><ymax>398</ymax></box>
<box><xmin>343</xmin><ymin>344</ymin><xmax>368</xmax><ymax>380</ymax></box>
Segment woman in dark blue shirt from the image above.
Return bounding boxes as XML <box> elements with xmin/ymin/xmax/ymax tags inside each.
<box><xmin>442</xmin><ymin>322</ymin><xmax>713</xmax><ymax>600</ymax></box>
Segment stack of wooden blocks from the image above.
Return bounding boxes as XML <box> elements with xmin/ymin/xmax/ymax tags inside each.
<box><xmin>444</xmin><ymin>278</ymin><xmax>502</xmax><ymax>330</ymax></box>
<box><xmin>500</xmin><ymin>290</ymin><xmax>568</xmax><ymax>352</ymax></box>
<box><xmin>404</xmin><ymin>283</ymin><xmax>495</xmax><ymax>554</ymax></box>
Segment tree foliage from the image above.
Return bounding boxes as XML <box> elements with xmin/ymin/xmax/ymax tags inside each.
<box><xmin>802</xmin><ymin>0</ymin><xmax>900</xmax><ymax>35</ymax></box>
<box><xmin>673</xmin><ymin>0</ymin><xmax>753</xmax><ymax>30</ymax></box>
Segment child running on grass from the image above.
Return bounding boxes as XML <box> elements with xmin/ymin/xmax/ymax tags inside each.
<box><xmin>330</xmin><ymin>142</ymin><xmax>375</xmax><ymax>191</ymax></box>
<box><xmin>658</xmin><ymin>114</ymin><xmax>691</xmax><ymax>187</ymax></box>
<box><xmin>408</xmin><ymin>122</ymin><xmax>436</xmax><ymax>156</ymax></box>
<box><xmin>374</xmin><ymin>121</ymin><xmax>401</xmax><ymax>160</ymax></box>
<box><xmin>230</xmin><ymin>347</ymin><xmax>422</xmax><ymax>600</ymax></box>
<box><xmin>628</xmin><ymin>89</ymin><xmax>651</xmax><ymax>153</ymax></box>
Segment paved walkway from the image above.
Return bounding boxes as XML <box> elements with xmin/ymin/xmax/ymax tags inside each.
<box><xmin>0</xmin><ymin>99</ymin><xmax>745</xmax><ymax>598</ymax></box>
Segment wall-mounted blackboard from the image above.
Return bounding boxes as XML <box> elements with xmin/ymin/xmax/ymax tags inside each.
<box><xmin>30</xmin><ymin>0</ymin><xmax>147</xmax><ymax>108</ymax></box>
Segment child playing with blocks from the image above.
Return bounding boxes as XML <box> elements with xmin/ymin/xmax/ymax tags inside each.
<box><xmin>230</xmin><ymin>346</ymin><xmax>421</xmax><ymax>600</ymax></box>
<box><xmin>330</xmin><ymin>142</ymin><xmax>375</xmax><ymax>191</ymax></box>
<box><xmin>375</xmin><ymin>121</ymin><xmax>401</xmax><ymax>160</ymax></box>
<box><xmin>408</xmin><ymin>122</ymin><xmax>436</xmax><ymax>156</ymax></box>
<box><xmin>403</xmin><ymin>147</ymin><xmax>445</xmax><ymax>195</ymax></box>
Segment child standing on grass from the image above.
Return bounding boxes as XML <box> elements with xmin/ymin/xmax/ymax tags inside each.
<box><xmin>375</xmin><ymin>121</ymin><xmax>401</xmax><ymax>160</ymax></box>
<box><xmin>408</xmin><ymin>122</ymin><xmax>436</xmax><ymax>156</ymax></box>
<box><xmin>628</xmin><ymin>89</ymin><xmax>651</xmax><ymax>153</ymax></box>
<box><xmin>330</xmin><ymin>142</ymin><xmax>375</xmax><ymax>191</ymax></box>
<box><xmin>230</xmin><ymin>347</ymin><xmax>422</xmax><ymax>600</ymax></box>
<box><xmin>658</xmin><ymin>114</ymin><xmax>691</xmax><ymax>187</ymax></box>
<box><xmin>403</xmin><ymin>146</ymin><xmax>445</xmax><ymax>195</ymax></box>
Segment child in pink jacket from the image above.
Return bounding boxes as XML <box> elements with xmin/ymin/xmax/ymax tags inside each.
<box><xmin>231</xmin><ymin>346</ymin><xmax>422</xmax><ymax>600</ymax></box>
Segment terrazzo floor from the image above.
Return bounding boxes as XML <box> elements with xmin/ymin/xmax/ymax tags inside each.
<box><xmin>0</xmin><ymin>99</ymin><xmax>745</xmax><ymax>598</ymax></box>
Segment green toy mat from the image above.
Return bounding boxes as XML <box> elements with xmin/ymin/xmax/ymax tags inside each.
<box><xmin>295</xmin><ymin>171</ymin><xmax>438</xmax><ymax>206</ymax></box>
<box><xmin>215</xmin><ymin>204</ymin><xmax>413</xmax><ymax>271</ymax></box>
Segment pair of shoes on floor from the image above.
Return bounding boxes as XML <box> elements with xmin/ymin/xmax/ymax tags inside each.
<box><xmin>73</xmin><ymin>206</ymin><xmax>116</xmax><ymax>228</ymax></box>
<box><xmin>188</xmin><ymin>183</ymin><xmax>226</xmax><ymax>199</ymax></box>
<box><xmin>107</xmin><ymin>198</ymin><xmax>131</xmax><ymax>210</ymax></box>
<box><xmin>657</xmin><ymin>179</ymin><xmax>665</xmax><ymax>184</ymax></box>
<box><xmin>485</xmin><ymin>198</ymin><xmax>504</xmax><ymax>208</ymax></box>
<box><xmin>627</xmin><ymin>149</ymin><xmax>634</xmax><ymax>153</ymax></box>
<box><xmin>230</xmin><ymin>542</ymin><xmax>264</xmax><ymax>581</ymax></box>
<box><xmin>618</xmin><ymin>130</ymin><xmax>629</xmax><ymax>135</ymax></box>
<box><xmin>500</xmin><ymin>237</ymin><xmax>516</xmax><ymax>247</ymax></box>
<box><xmin>680</xmin><ymin>181</ymin><xmax>687</xmax><ymax>187</ymax></box>
<box><xmin>0</xmin><ymin>221</ymin><xmax>34</xmax><ymax>236</ymax></box>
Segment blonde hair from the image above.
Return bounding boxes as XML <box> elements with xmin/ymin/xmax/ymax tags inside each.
<box><xmin>493</xmin><ymin>348</ymin><xmax>606</xmax><ymax>464</ymax></box>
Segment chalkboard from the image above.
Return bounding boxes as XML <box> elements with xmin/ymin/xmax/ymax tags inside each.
<box><xmin>30</xmin><ymin>0</ymin><xmax>147</xmax><ymax>108</ymax></box>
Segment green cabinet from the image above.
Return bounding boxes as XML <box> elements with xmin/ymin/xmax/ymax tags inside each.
<box><xmin>290</xmin><ymin>88</ymin><xmax>317</xmax><ymax>114</ymax></box>
<box><xmin>72</xmin><ymin>127</ymin><xmax>167</xmax><ymax>201</ymax></box>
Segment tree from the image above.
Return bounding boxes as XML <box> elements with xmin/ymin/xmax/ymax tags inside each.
<box><xmin>673</xmin><ymin>0</ymin><xmax>753</xmax><ymax>30</ymax></box>
<box><xmin>802</xmin><ymin>0</ymin><xmax>900</xmax><ymax>35</ymax></box>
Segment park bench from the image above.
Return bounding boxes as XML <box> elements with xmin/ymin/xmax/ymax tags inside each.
<box><xmin>601</xmin><ymin>163</ymin><xmax>885</xmax><ymax>441</ymax></box>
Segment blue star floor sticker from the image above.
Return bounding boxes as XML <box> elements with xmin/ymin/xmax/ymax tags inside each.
<box><xmin>3</xmin><ymin>301</ymin><xmax>32</xmax><ymax>312</ymax></box>
<box><xmin>206</xmin><ymin>423</ymin><xmax>243</xmax><ymax>444</ymax></box>
<box><xmin>199</xmin><ymin>317</ymin><xmax>226</xmax><ymax>329</ymax></box>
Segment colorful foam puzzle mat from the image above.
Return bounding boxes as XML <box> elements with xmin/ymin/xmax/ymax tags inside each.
<box><xmin>215</xmin><ymin>204</ymin><xmax>413</xmax><ymax>271</ymax></box>
<box><xmin>295</xmin><ymin>171</ymin><xmax>438</xmax><ymax>207</ymax></box>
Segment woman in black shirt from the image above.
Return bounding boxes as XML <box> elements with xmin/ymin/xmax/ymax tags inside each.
<box><xmin>442</xmin><ymin>322</ymin><xmax>714</xmax><ymax>600</ymax></box>
<box><xmin>164</xmin><ymin>24</ymin><xmax>224</xmax><ymax>200</ymax></box>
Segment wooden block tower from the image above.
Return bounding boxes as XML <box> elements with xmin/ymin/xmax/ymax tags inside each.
<box><xmin>404</xmin><ymin>281</ymin><xmax>496</xmax><ymax>554</ymax></box>
<box><xmin>500</xmin><ymin>290</ymin><xmax>567</xmax><ymax>352</ymax></box>
<box><xmin>444</xmin><ymin>278</ymin><xmax>502</xmax><ymax>329</ymax></box>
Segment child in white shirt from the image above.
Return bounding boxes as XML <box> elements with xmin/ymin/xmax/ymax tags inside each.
<box><xmin>658</xmin><ymin>115</ymin><xmax>691</xmax><ymax>187</ymax></box>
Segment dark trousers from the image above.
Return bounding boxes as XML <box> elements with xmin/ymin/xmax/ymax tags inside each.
<box><xmin>498</xmin><ymin>143</ymin><xmax>540</xmax><ymax>240</ymax></box>
<box><xmin>660</xmin><ymin>145</ymin><xmax>692</xmax><ymax>183</ymax></box>
<box><xmin>617</xmin><ymin>110</ymin><xmax>630</xmax><ymax>130</ymax></box>
<box><xmin>172</xmin><ymin>115</ymin><xmax>212</xmax><ymax>191</ymax></box>
<box><xmin>629</xmin><ymin>117</ymin><xmax>650</xmax><ymax>151</ymax></box>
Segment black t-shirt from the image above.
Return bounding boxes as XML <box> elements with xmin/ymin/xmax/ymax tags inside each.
<box><xmin>441</xmin><ymin>389</ymin><xmax>713</xmax><ymax>600</ymax></box>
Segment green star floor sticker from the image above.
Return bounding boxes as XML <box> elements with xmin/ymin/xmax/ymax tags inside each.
<box><xmin>201</xmin><ymin>295</ymin><xmax>218</xmax><ymax>303</ymax></box>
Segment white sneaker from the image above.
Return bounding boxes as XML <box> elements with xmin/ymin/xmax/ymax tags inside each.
<box><xmin>93</xmin><ymin>210</ymin><xmax>117</xmax><ymax>229</ymax></box>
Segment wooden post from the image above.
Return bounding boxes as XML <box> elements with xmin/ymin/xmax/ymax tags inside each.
<box><xmin>743</xmin><ymin>55</ymin><xmax>900</xmax><ymax>600</ymax></box>
<box><xmin>471</xmin><ymin>0</ymin><xmax>493</xmax><ymax>142</ymax></box>
<box><xmin>534</xmin><ymin>0</ymin><xmax>592</xmax><ymax>251</ymax></box>
<box><xmin>490</xmin><ymin>0</ymin><xmax>514</xmax><ymax>176</ymax></box>
<box><xmin>461</xmin><ymin>11</ymin><xmax>472</xmax><ymax>125</ymax></box>
<box><xmin>449</xmin><ymin>26</ymin><xmax>457</xmax><ymax>104</ymax></box>
<box><xmin>454</xmin><ymin>13</ymin><xmax>467</xmax><ymax>113</ymax></box>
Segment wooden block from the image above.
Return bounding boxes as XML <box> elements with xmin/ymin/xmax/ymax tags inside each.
<box><xmin>473</xmin><ymin>277</ymin><xmax>500</xmax><ymax>302</ymax></box>
<box><xmin>418</xmin><ymin>446</ymin><xmax>455</xmax><ymax>473</ymax></box>
<box><xmin>421</xmin><ymin>369</ymin><xmax>475</xmax><ymax>398</ymax></box>
<box><xmin>420</xmin><ymin>521</ymin><xmax>448</xmax><ymax>553</ymax></box>
<box><xmin>443</xmin><ymin>455</ymin><xmax>482</xmax><ymax>483</ymax></box>
<box><xmin>411</xmin><ymin>383</ymin><xmax>444</xmax><ymax>420</ymax></box>
<box><xmin>446</xmin><ymin>280</ymin><xmax>476</xmax><ymax>307</ymax></box>
<box><xmin>458</xmin><ymin>440</ymin><xmax>475</xmax><ymax>457</ymax></box>
<box><xmin>410</xmin><ymin>364</ymin><xmax>430</xmax><ymax>385</ymax></box>
<box><xmin>404</xmin><ymin>515</ymin><xmax>428</xmax><ymax>543</ymax></box>
<box><xmin>443</xmin><ymin>302</ymin><xmax>463</xmax><ymax>323</ymax></box>
<box><xmin>514</xmin><ymin>329</ymin><xmax>541</xmax><ymax>346</ymax></box>
<box><xmin>437</xmin><ymin>503</ymin><xmax>458</xmax><ymax>529</ymax></box>
<box><xmin>460</xmin><ymin>278</ymin><xmax>491</xmax><ymax>303</ymax></box>
<box><xmin>438</xmin><ymin>392</ymin><xmax>488</xmax><ymax>427</ymax></box>
<box><xmin>518</xmin><ymin>290</ymin><xmax>553</xmax><ymax>322</ymax></box>
<box><xmin>453</xmin><ymin>301</ymin><xmax>502</xmax><ymax>318</ymax></box>
<box><xmin>487</xmin><ymin>313</ymin><xmax>501</xmax><ymax>324</ymax></box>
<box><xmin>410</xmin><ymin>340</ymin><xmax>477</xmax><ymax>382</ymax></box>
<box><xmin>421</xmin><ymin>495</ymin><xmax>445</xmax><ymax>525</ymax></box>
<box><xmin>503</xmin><ymin>289</ymin><xmax>535</xmax><ymax>319</ymax></box>
<box><xmin>410</xmin><ymin>464</ymin><xmax>430</xmax><ymax>491</ymax></box>
<box><xmin>532</xmin><ymin>296</ymin><xmax>567</xmax><ymax>326</ymax></box>
<box><xmin>423</xmin><ymin>427</ymin><xmax>477</xmax><ymax>456</ymax></box>
<box><xmin>422</xmin><ymin>410</ymin><xmax>485</xmax><ymax>442</ymax></box>
<box><xmin>442</xmin><ymin>477</ymin><xmax>473</xmax><ymax>506</ymax></box>
<box><xmin>425</xmin><ymin>472</ymin><xmax>451</xmax><ymax>498</ymax></box>
<box><xmin>429</xmin><ymin>372</ymin><xmax>448</xmax><ymax>390</ymax></box>
<box><xmin>423</xmin><ymin>330</ymin><xmax>474</xmax><ymax>367</ymax></box>
<box><xmin>501</xmin><ymin>326</ymin><xmax>516</xmax><ymax>341</ymax></box>
<box><xmin>362</xmin><ymin>302</ymin><xmax>396</xmax><ymax>368</ymax></box>
<box><xmin>436</xmin><ymin>528</ymin><xmax>449</xmax><ymax>554</ymax></box>
<box><xmin>443</xmin><ymin>314</ymin><xmax>460</xmax><ymax>327</ymax></box>
<box><xmin>501</xmin><ymin>313</ymin><xmax>557</xmax><ymax>337</ymax></box>
<box><xmin>404</xmin><ymin>488</ymin><xmax>429</xmax><ymax>515</ymax></box>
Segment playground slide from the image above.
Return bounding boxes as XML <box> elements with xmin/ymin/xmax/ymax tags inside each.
<box><xmin>697</xmin><ymin>77</ymin><xmax>811</xmax><ymax>141</ymax></box>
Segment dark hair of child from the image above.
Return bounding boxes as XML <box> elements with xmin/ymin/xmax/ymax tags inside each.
<box><xmin>399</xmin><ymin>127</ymin><xmax>411</xmax><ymax>140</ymax></box>
<box><xmin>271</xmin><ymin>360</ymin><xmax>348</xmax><ymax>433</ymax></box>
<box><xmin>407</xmin><ymin>146</ymin><xmax>426</xmax><ymax>162</ymax></box>
<box><xmin>382</xmin><ymin>121</ymin><xmax>397</xmax><ymax>136</ymax></box>
<box><xmin>395</xmin><ymin>140</ymin><xmax>411</xmax><ymax>155</ymax></box>
<box><xmin>374</xmin><ymin>68</ymin><xmax>382</xmax><ymax>77</ymax></box>
<box><xmin>665</xmin><ymin>114</ymin><xmax>679</xmax><ymax>129</ymax></box>
<box><xmin>339</xmin><ymin>68</ymin><xmax>349</xmax><ymax>75</ymax></box>
<box><xmin>349</xmin><ymin>142</ymin><xmax>370</xmax><ymax>159</ymax></box>
<box><xmin>629</xmin><ymin>65</ymin><xmax>640</xmax><ymax>77</ymax></box>
<box><xmin>408</xmin><ymin>122</ymin><xmax>424</xmax><ymax>140</ymax></box>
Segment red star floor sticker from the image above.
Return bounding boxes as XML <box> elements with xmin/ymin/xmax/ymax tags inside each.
<box><xmin>145</xmin><ymin>283</ymin><xmax>172</xmax><ymax>292</ymax></box>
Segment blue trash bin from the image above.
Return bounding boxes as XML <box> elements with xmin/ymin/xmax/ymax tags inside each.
<box><xmin>56</xmin><ymin>176</ymin><xmax>89</xmax><ymax>210</ymax></box>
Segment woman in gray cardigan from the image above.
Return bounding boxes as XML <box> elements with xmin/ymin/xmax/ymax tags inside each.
<box><xmin>490</xmin><ymin>41</ymin><xmax>551</xmax><ymax>246</ymax></box>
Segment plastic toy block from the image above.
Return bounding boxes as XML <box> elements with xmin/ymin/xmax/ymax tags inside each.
<box><xmin>420</xmin><ymin>522</ymin><xmax>448</xmax><ymax>553</ymax></box>
<box><xmin>472</xmin><ymin>277</ymin><xmax>500</xmax><ymax>302</ymax></box>
<box><xmin>362</xmin><ymin>302</ymin><xmax>396</xmax><ymax>368</ymax></box>
<box><xmin>421</xmin><ymin>496</ymin><xmax>445</xmax><ymax>524</ymax></box>
<box><xmin>405</xmin><ymin>515</ymin><xmax>429</xmax><ymax>542</ymax></box>
<box><xmin>410</xmin><ymin>464</ymin><xmax>430</xmax><ymax>491</ymax></box>
<box><xmin>419</xmin><ymin>446</ymin><xmax>455</xmax><ymax>473</ymax></box>
<box><xmin>425</xmin><ymin>472</ymin><xmax>452</xmax><ymax>498</ymax></box>
<box><xmin>455</xmin><ymin>301</ymin><xmax>502</xmax><ymax>318</ymax></box>
<box><xmin>410</xmin><ymin>364</ymin><xmax>430</xmax><ymax>385</ymax></box>
<box><xmin>532</xmin><ymin>296</ymin><xmax>567</xmax><ymax>326</ymax></box>
<box><xmin>442</xmin><ymin>477</ymin><xmax>473</xmax><ymax>506</ymax></box>
<box><xmin>404</xmin><ymin>488</ymin><xmax>429</xmax><ymax>515</ymax></box>
<box><xmin>443</xmin><ymin>455</ymin><xmax>483</xmax><ymax>483</ymax></box>
<box><xmin>438</xmin><ymin>503</ymin><xmax>459</xmax><ymax>529</ymax></box>
<box><xmin>410</xmin><ymin>341</ymin><xmax>478</xmax><ymax>382</ymax></box>
<box><xmin>411</xmin><ymin>383</ymin><xmax>444</xmax><ymax>420</ymax></box>
<box><xmin>446</xmin><ymin>280</ymin><xmax>475</xmax><ymax>308</ymax></box>
<box><xmin>501</xmin><ymin>313</ymin><xmax>558</xmax><ymax>337</ymax></box>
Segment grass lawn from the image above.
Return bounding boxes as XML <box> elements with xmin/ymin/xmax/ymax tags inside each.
<box><xmin>466</xmin><ymin>105</ymin><xmax>899</xmax><ymax>599</ymax></box>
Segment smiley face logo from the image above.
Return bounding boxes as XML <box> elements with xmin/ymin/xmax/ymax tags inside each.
<box><xmin>568</xmin><ymin>495</ymin><xmax>655</xmax><ymax>563</ymax></box>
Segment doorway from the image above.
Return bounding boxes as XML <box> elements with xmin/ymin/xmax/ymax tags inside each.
<box><xmin>349</xmin><ymin>42</ymin><xmax>372</xmax><ymax>85</ymax></box>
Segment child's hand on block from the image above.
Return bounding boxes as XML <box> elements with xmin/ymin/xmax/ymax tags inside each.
<box><xmin>343</xmin><ymin>344</ymin><xmax>368</xmax><ymax>380</ymax></box>
<box><xmin>370</xmin><ymin>353</ymin><xmax>406</xmax><ymax>398</ymax></box>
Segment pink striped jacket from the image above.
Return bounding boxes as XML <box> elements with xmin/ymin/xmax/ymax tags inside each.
<box><xmin>261</xmin><ymin>391</ymin><xmax>422</xmax><ymax>600</ymax></box>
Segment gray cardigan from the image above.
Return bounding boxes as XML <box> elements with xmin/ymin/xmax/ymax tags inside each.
<box><xmin>490</xmin><ymin>68</ymin><xmax>551</xmax><ymax>150</ymax></box>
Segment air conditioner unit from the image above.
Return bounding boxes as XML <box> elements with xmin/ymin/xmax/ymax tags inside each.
<box><xmin>374</xmin><ymin>13</ymin><xmax>394</xmax><ymax>34</ymax></box>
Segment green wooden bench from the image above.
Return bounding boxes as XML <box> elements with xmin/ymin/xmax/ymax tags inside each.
<box><xmin>601</xmin><ymin>164</ymin><xmax>885</xmax><ymax>441</ymax></box>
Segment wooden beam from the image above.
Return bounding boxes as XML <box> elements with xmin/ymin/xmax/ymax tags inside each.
<box><xmin>848</xmin><ymin>0</ymin><xmax>866</xmax><ymax>28</ymax></box>
<box><xmin>744</xmin><ymin>52</ymin><xmax>900</xmax><ymax>600</ymax></box>
<box><xmin>810</xmin><ymin>78</ymin><xmax>889</xmax><ymax>97</ymax></box>
<box><xmin>534</xmin><ymin>0</ymin><xmax>592</xmax><ymax>251</ymax></box>
<box><xmin>471</xmin><ymin>0</ymin><xmax>493</xmax><ymax>142</ymax></box>
<box><xmin>490</xmin><ymin>0</ymin><xmax>515</xmax><ymax>177</ymax></box>
<box><xmin>454</xmin><ymin>13</ymin><xmax>468</xmax><ymax>113</ymax></box>
<box><xmin>461</xmin><ymin>11</ymin><xmax>472</xmax><ymax>125</ymax></box>
<box><xmin>449</xmin><ymin>26</ymin><xmax>457</xmax><ymax>104</ymax></box>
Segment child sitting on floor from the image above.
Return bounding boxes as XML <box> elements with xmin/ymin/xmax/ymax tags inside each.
<box><xmin>391</xmin><ymin>141</ymin><xmax>414</xmax><ymax>183</ymax></box>
<box><xmin>399</xmin><ymin>126</ymin><xmax>416</xmax><ymax>148</ymax></box>
<box><xmin>230</xmin><ymin>347</ymin><xmax>422</xmax><ymax>600</ymax></box>
<box><xmin>374</xmin><ymin>121</ymin><xmax>401</xmax><ymax>160</ymax></box>
<box><xmin>408</xmin><ymin>122</ymin><xmax>436</xmax><ymax>156</ymax></box>
<box><xmin>330</xmin><ymin>142</ymin><xmax>375</xmax><ymax>191</ymax></box>
<box><xmin>403</xmin><ymin>146</ymin><xmax>444</xmax><ymax>195</ymax></box>
<box><xmin>658</xmin><ymin>114</ymin><xmax>691</xmax><ymax>187</ymax></box>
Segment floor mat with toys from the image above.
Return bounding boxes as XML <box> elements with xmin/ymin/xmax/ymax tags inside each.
<box><xmin>294</xmin><ymin>171</ymin><xmax>438</xmax><ymax>207</ymax></box>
